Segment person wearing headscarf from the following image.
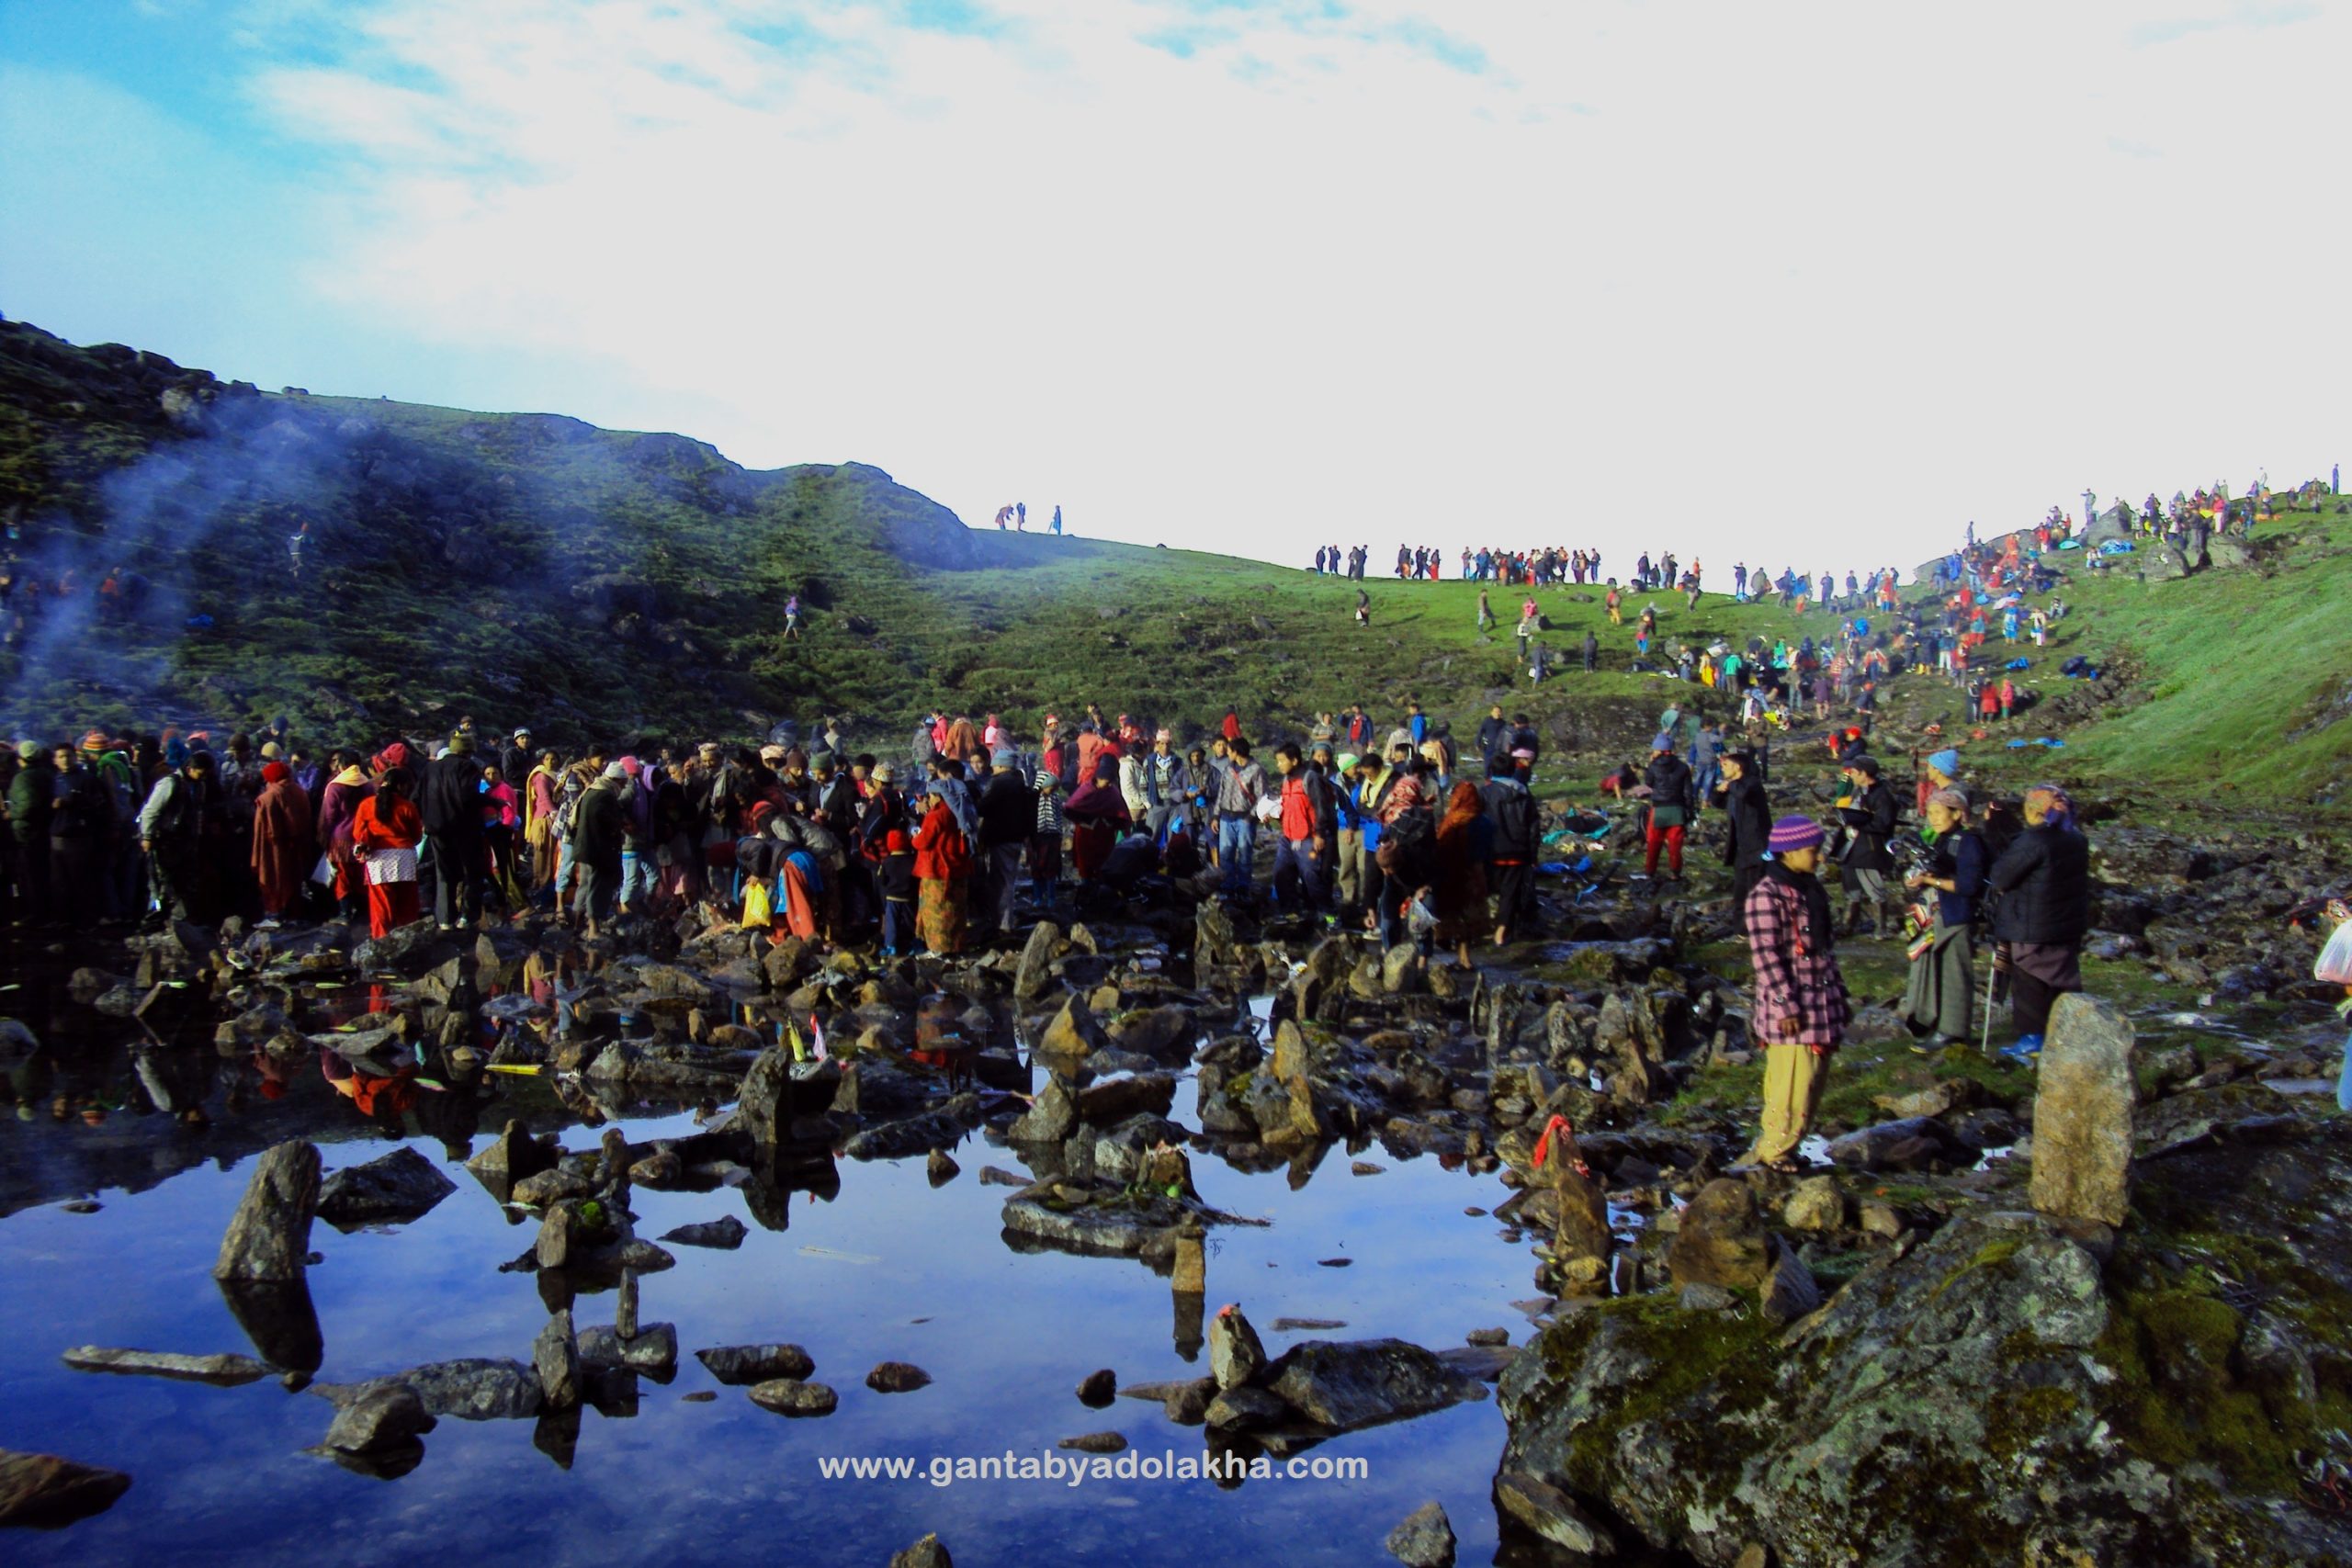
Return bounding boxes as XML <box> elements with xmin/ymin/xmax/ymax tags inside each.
<box><xmin>1430</xmin><ymin>779</ymin><xmax>1490</xmax><ymax>969</ymax></box>
<box><xmin>1029</xmin><ymin>754</ymin><xmax>1067</xmax><ymax>911</ymax></box>
<box><xmin>351</xmin><ymin>768</ymin><xmax>424</xmax><ymax>939</ymax></box>
<box><xmin>912</xmin><ymin>761</ymin><xmax>977</xmax><ymax>953</ymax></box>
<box><xmin>250</xmin><ymin>760</ymin><xmax>314</xmax><ymax>925</ymax></box>
<box><xmin>317</xmin><ymin>750</ymin><xmax>370</xmax><ymax>923</ymax></box>
<box><xmin>1741</xmin><ymin>816</ymin><xmax>1851</xmax><ymax>1173</ymax></box>
<box><xmin>525</xmin><ymin>750</ymin><xmax>562</xmax><ymax>891</ymax></box>
<box><xmin>941</xmin><ymin>715</ymin><xmax>983</xmax><ymax>770</ymax></box>
<box><xmin>1901</xmin><ymin>787</ymin><xmax>1987</xmax><ymax>1049</ymax></box>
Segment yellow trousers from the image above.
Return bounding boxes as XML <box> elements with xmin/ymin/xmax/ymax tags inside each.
<box><xmin>1752</xmin><ymin>1043</ymin><xmax>1826</xmax><ymax>1164</ymax></box>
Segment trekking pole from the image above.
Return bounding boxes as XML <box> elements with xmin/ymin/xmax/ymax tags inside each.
<box><xmin>1980</xmin><ymin>940</ymin><xmax>2000</xmax><ymax>1055</ymax></box>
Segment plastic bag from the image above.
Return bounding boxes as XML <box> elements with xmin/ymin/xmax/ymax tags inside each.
<box><xmin>741</xmin><ymin>879</ymin><xmax>774</xmax><ymax>930</ymax></box>
<box><xmin>2317</xmin><ymin>908</ymin><xmax>2352</xmax><ymax>985</ymax></box>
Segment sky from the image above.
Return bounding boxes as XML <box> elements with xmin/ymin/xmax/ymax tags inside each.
<box><xmin>2</xmin><ymin>0</ymin><xmax>2345</xmax><ymax>575</ymax></box>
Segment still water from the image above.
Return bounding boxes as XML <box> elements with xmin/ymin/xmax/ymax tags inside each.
<box><xmin>2</xmin><ymin>1016</ymin><xmax>1542</xmax><ymax>1566</ymax></box>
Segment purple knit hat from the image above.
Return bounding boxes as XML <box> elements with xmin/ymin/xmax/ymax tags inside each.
<box><xmin>1767</xmin><ymin>815</ymin><xmax>1826</xmax><ymax>854</ymax></box>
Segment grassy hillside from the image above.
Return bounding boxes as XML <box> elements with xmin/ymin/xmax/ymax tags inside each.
<box><xmin>2</xmin><ymin>314</ymin><xmax>2346</xmax><ymax>826</ymax></box>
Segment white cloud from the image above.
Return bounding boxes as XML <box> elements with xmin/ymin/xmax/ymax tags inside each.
<box><xmin>220</xmin><ymin>0</ymin><xmax>2350</xmax><ymax>572</ymax></box>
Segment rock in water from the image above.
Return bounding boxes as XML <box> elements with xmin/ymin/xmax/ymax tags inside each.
<box><xmin>749</xmin><ymin>1379</ymin><xmax>837</xmax><ymax>1416</ymax></box>
<box><xmin>0</xmin><ymin>1448</ymin><xmax>133</xmax><ymax>1528</ymax></box>
<box><xmin>866</xmin><ymin>1360</ymin><xmax>932</xmax><ymax>1393</ymax></box>
<box><xmin>1037</xmin><ymin>996</ymin><xmax>1109</xmax><ymax>1058</ymax></box>
<box><xmin>1385</xmin><ymin>1501</ymin><xmax>1457</xmax><ymax>1568</ymax></box>
<box><xmin>696</xmin><ymin>1344</ymin><xmax>815</xmax><ymax>1385</ymax></box>
<box><xmin>317</xmin><ymin>1146</ymin><xmax>458</xmax><ymax>1228</ymax></box>
<box><xmin>660</xmin><ymin>1216</ymin><xmax>748</xmax><ymax>1250</ymax></box>
<box><xmin>61</xmin><ymin>1347</ymin><xmax>269</xmax><ymax>1385</ymax></box>
<box><xmin>888</xmin><ymin>1533</ymin><xmax>953</xmax><ymax>1568</ymax></box>
<box><xmin>463</xmin><ymin>1119</ymin><xmax>554</xmax><ymax>1201</ymax></box>
<box><xmin>1262</xmin><ymin>1339</ymin><xmax>1486</xmax><ymax>1431</ymax></box>
<box><xmin>534</xmin><ymin>1310</ymin><xmax>581</xmax><ymax>1411</ymax></box>
<box><xmin>1209</xmin><ymin>1303</ymin><xmax>1267</xmax><ymax>1389</ymax></box>
<box><xmin>1077</xmin><ymin>1368</ymin><xmax>1118</xmax><ymax>1406</ymax></box>
<box><xmin>1015</xmin><ymin>920</ymin><xmax>1065</xmax><ymax>1002</ymax></box>
<box><xmin>1666</xmin><ymin>1177</ymin><xmax>1772</xmax><ymax>1291</ymax></box>
<box><xmin>2030</xmin><ymin>993</ymin><xmax>2136</xmax><ymax>1226</ymax></box>
<box><xmin>1195</xmin><ymin>900</ymin><xmax>1238</xmax><ymax>970</ymax></box>
<box><xmin>1007</xmin><ymin>1076</ymin><xmax>1077</xmax><ymax>1142</ymax></box>
<box><xmin>323</xmin><ymin>1384</ymin><xmax>437</xmax><ymax>1454</ymax></box>
<box><xmin>213</xmin><ymin>1140</ymin><xmax>321</xmax><ymax>1282</ymax></box>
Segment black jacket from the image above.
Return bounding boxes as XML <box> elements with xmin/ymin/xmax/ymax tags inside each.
<box><xmin>1643</xmin><ymin>754</ymin><xmax>1693</xmax><ymax>816</ymax></box>
<box><xmin>571</xmin><ymin>782</ymin><xmax>627</xmax><ymax>872</ymax></box>
<box><xmin>1480</xmin><ymin>778</ymin><xmax>1540</xmax><ymax>860</ymax></box>
<box><xmin>1985</xmin><ymin>823</ymin><xmax>2090</xmax><ymax>945</ymax></box>
<box><xmin>418</xmin><ymin>753</ymin><xmax>483</xmax><ymax>838</ymax></box>
<box><xmin>1838</xmin><ymin>780</ymin><xmax>1898</xmax><ymax>873</ymax></box>
<box><xmin>1476</xmin><ymin>716</ymin><xmax>1509</xmax><ymax>766</ymax></box>
<box><xmin>1719</xmin><ymin>774</ymin><xmax>1771</xmax><ymax>868</ymax></box>
<box><xmin>978</xmin><ymin>770</ymin><xmax>1035</xmax><ymax>848</ymax></box>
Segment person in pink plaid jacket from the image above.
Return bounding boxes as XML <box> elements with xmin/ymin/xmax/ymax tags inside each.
<box><xmin>1742</xmin><ymin>815</ymin><xmax>1851</xmax><ymax>1171</ymax></box>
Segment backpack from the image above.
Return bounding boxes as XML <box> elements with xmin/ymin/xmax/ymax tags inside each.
<box><xmin>1375</xmin><ymin>809</ymin><xmax>1434</xmax><ymax>877</ymax></box>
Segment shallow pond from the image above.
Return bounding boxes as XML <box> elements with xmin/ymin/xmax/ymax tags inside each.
<box><xmin>1</xmin><ymin>984</ymin><xmax>1551</xmax><ymax>1566</ymax></box>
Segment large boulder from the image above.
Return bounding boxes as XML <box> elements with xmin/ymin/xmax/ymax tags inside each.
<box><xmin>1036</xmin><ymin>996</ymin><xmax>1110</xmax><ymax>1059</ymax></box>
<box><xmin>736</xmin><ymin>1048</ymin><xmax>842</xmax><ymax>1151</ymax></box>
<box><xmin>0</xmin><ymin>1448</ymin><xmax>133</xmax><ymax>1528</ymax></box>
<box><xmin>2030</xmin><ymin>993</ymin><xmax>2136</xmax><ymax>1226</ymax></box>
<box><xmin>1665</xmin><ymin>1179</ymin><xmax>1772</xmax><ymax>1292</ymax></box>
<box><xmin>213</xmin><ymin>1140</ymin><xmax>321</xmax><ymax>1282</ymax></box>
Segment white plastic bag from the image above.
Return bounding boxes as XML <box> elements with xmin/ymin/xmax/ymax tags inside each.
<box><xmin>2317</xmin><ymin>902</ymin><xmax>2352</xmax><ymax>985</ymax></box>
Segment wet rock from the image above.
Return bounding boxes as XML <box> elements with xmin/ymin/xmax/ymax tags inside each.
<box><xmin>1385</xmin><ymin>1500</ymin><xmax>1457</xmax><ymax>1568</ymax></box>
<box><xmin>888</xmin><ymin>1533</ymin><xmax>952</xmax><ymax>1568</ymax></box>
<box><xmin>1759</xmin><ymin>1245</ymin><xmax>1823</xmax><ymax>1325</ymax></box>
<box><xmin>1204</xmin><ymin>1384</ymin><xmax>1289</xmax><ymax>1428</ymax></box>
<box><xmin>1781</xmin><ymin>1176</ymin><xmax>1847</xmax><ymax>1234</ymax></box>
<box><xmin>1210</xmin><ymin>1303</ymin><xmax>1268</xmax><ymax>1389</ymax></box>
<box><xmin>578</xmin><ymin>1323</ymin><xmax>679</xmax><ymax>1382</ymax></box>
<box><xmin>317</xmin><ymin>1146</ymin><xmax>458</xmax><ymax>1229</ymax></box>
<box><xmin>2030</xmin><ymin>993</ymin><xmax>2137</xmax><ymax>1226</ymax></box>
<box><xmin>1679</xmin><ymin>1281</ymin><xmax>1736</xmax><ymax>1312</ymax></box>
<box><xmin>323</xmin><ymin>1383</ymin><xmax>436</xmax><ymax>1454</ymax></box>
<box><xmin>1058</xmin><ymin>1431</ymin><xmax>1126</xmax><ymax>1453</ymax></box>
<box><xmin>661</xmin><ymin>1215</ymin><xmax>748</xmax><ymax>1250</ymax></box>
<box><xmin>866</xmin><ymin>1360</ymin><xmax>932</xmax><ymax>1393</ymax></box>
<box><xmin>213</xmin><ymin>1140</ymin><xmax>321</xmax><ymax>1283</ymax></box>
<box><xmin>696</xmin><ymin>1344</ymin><xmax>815</xmax><ymax>1385</ymax></box>
<box><xmin>0</xmin><ymin>1448</ymin><xmax>133</xmax><ymax>1528</ymax></box>
<box><xmin>749</xmin><ymin>1379</ymin><xmax>838</xmax><ymax>1416</ymax></box>
<box><xmin>353</xmin><ymin>920</ymin><xmax>460</xmax><ymax>976</ymax></box>
<box><xmin>533</xmin><ymin>1309</ymin><xmax>581</xmax><ymax>1411</ymax></box>
<box><xmin>1195</xmin><ymin>900</ymin><xmax>1241</xmax><ymax>970</ymax></box>
<box><xmin>1077</xmin><ymin>1368</ymin><xmax>1118</xmax><ymax>1406</ymax></box>
<box><xmin>761</xmin><ymin>936</ymin><xmax>814</xmax><ymax>991</ymax></box>
<box><xmin>1263</xmin><ymin>1338</ymin><xmax>1487</xmax><ymax>1432</ymax></box>
<box><xmin>1381</xmin><ymin>943</ymin><xmax>1423</xmax><ymax>995</ymax></box>
<box><xmin>926</xmin><ymin>1148</ymin><xmax>960</xmax><ymax>1185</ymax></box>
<box><xmin>61</xmin><ymin>1347</ymin><xmax>270</xmax><ymax>1385</ymax></box>
<box><xmin>1163</xmin><ymin>1378</ymin><xmax>1217</xmax><ymax>1423</ymax></box>
<box><xmin>310</xmin><ymin>1359</ymin><xmax>542</xmax><ymax>1421</ymax></box>
<box><xmin>1859</xmin><ymin>1202</ymin><xmax>1905</xmax><ymax>1240</ymax></box>
<box><xmin>1466</xmin><ymin>1328</ymin><xmax>1511</xmax><ymax>1348</ymax></box>
<box><xmin>513</xmin><ymin>1167</ymin><xmax>595</xmax><ymax>1208</ymax></box>
<box><xmin>1038</xmin><ymin>995</ymin><xmax>1111</xmax><ymax>1059</ymax></box>
<box><xmin>1495</xmin><ymin>1471</ymin><xmax>1617</xmax><ymax>1557</ymax></box>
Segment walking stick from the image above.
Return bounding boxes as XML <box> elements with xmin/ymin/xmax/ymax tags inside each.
<box><xmin>1981</xmin><ymin>940</ymin><xmax>2002</xmax><ymax>1055</ymax></box>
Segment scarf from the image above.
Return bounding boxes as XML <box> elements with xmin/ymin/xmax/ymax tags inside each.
<box><xmin>1766</xmin><ymin>860</ymin><xmax>1836</xmax><ymax>953</ymax></box>
<box><xmin>926</xmin><ymin>776</ymin><xmax>980</xmax><ymax>840</ymax></box>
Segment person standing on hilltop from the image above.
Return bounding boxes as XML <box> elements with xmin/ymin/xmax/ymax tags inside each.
<box><xmin>1742</xmin><ymin>816</ymin><xmax>1850</xmax><ymax>1173</ymax></box>
<box><xmin>1017</xmin><ymin>501</ymin><xmax>1027</xmax><ymax>531</ymax></box>
<box><xmin>1051</xmin><ymin>504</ymin><xmax>1063</xmax><ymax>535</ymax></box>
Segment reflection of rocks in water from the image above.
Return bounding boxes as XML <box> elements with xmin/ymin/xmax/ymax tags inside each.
<box><xmin>0</xmin><ymin>1447</ymin><xmax>134</xmax><ymax>1528</ymax></box>
<box><xmin>217</xmin><ymin>1274</ymin><xmax>324</xmax><ymax>1374</ymax></box>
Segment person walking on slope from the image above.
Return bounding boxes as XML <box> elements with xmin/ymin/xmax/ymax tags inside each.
<box><xmin>1742</xmin><ymin>816</ymin><xmax>1851</xmax><ymax>1172</ymax></box>
<box><xmin>1639</xmin><ymin>732</ymin><xmax>1692</xmax><ymax>883</ymax></box>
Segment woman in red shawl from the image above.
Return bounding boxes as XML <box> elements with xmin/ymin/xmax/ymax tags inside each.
<box><xmin>351</xmin><ymin>770</ymin><xmax>424</xmax><ymax>938</ymax></box>
<box><xmin>251</xmin><ymin>761</ymin><xmax>314</xmax><ymax>925</ymax></box>
<box><xmin>1430</xmin><ymin>780</ymin><xmax>1490</xmax><ymax>971</ymax></box>
<box><xmin>1063</xmin><ymin>755</ymin><xmax>1131</xmax><ymax>882</ymax></box>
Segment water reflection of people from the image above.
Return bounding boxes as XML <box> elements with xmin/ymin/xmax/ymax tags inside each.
<box><xmin>320</xmin><ymin>1045</ymin><xmax>420</xmax><ymax>1128</ymax></box>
